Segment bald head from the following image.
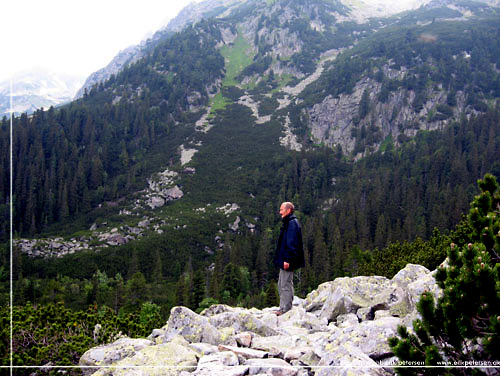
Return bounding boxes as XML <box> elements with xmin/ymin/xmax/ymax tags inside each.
<box><xmin>279</xmin><ymin>202</ymin><xmax>295</xmax><ymax>218</ymax></box>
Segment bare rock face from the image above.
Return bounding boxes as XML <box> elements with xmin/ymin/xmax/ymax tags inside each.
<box><xmin>153</xmin><ymin>306</ymin><xmax>233</xmax><ymax>346</ymax></box>
<box><xmin>306</xmin><ymin>72</ymin><xmax>472</xmax><ymax>156</ymax></box>
<box><xmin>80</xmin><ymin>263</ymin><xmax>440</xmax><ymax>376</ymax></box>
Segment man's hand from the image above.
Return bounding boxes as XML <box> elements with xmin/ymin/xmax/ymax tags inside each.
<box><xmin>283</xmin><ymin>262</ymin><xmax>289</xmax><ymax>270</ymax></box>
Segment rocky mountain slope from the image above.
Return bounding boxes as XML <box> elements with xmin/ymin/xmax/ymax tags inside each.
<box><xmin>301</xmin><ymin>12</ymin><xmax>500</xmax><ymax>156</ymax></box>
<box><xmin>75</xmin><ymin>0</ymin><xmax>245</xmax><ymax>99</ymax></box>
<box><xmin>79</xmin><ymin>263</ymin><xmax>440</xmax><ymax>376</ymax></box>
<box><xmin>11</xmin><ymin>0</ymin><xmax>500</xmax><ymax>257</ymax></box>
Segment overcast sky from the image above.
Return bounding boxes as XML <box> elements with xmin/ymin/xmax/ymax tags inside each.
<box><xmin>1</xmin><ymin>0</ymin><xmax>199</xmax><ymax>82</ymax></box>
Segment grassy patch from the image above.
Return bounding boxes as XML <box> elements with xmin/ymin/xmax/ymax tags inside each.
<box><xmin>220</xmin><ymin>32</ymin><xmax>255</xmax><ymax>87</ymax></box>
<box><xmin>208</xmin><ymin>92</ymin><xmax>231</xmax><ymax>118</ymax></box>
<box><xmin>273</xmin><ymin>73</ymin><xmax>294</xmax><ymax>93</ymax></box>
<box><xmin>209</xmin><ymin>31</ymin><xmax>255</xmax><ymax>115</ymax></box>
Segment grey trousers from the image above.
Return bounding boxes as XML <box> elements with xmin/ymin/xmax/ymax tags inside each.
<box><xmin>278</xmin><ymin>269</ymin><xmax>294</xmax><ymax>312</ymax></box>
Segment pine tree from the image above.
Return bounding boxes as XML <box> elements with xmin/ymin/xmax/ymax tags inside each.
<box><xmin>220</xmin><ymin>263</ymin><xmax>240</xmax><ymax>304</ymax></box>
<box><xmin>389</xmin><ymin>174</ymin><xmax>500</xmax><ymax>374</ymax></box>
<box><xmin>191</xmin><ymin>270</ymin><xmax>206</xmax><ymax>311</ymax></box>
<box><xmin>255</xmin><ymin>228</ymin><xmax>272</xmax><ymax>290</ymax></box>
<box><xmin>374</xmin><ymin>213</ymin><xmax>388</xmax><ymax>249</ymax></box>
<box><xmin>113</xmin><ymin>273</ymin><xmax>125</xmax><ymax>312</ymax></box>
<box><xmin>264</xmin><ymin>280</ymin><xmax>279</xmax><ymax>308</ymax></box>
<box><xmin>178</xmin><ymin>260</ymin><xmax>194</xmax><ymax>308</ymax></box>
<box><xmin>208</xmin><ymin>250</ymin><xmax>224</xmax><ymax>300</ymax></box>
<box><xmin>128</xmin><ymin>247</ymin><xmax>140</xmax><ymax>279</ymax></box>
<box><xmin>58</xmin><ymin>183</ymin><xmax>69</xmax><ymax>221</ymax></box>
<box><xmin>312</xmin><ymin>226</ymin><xmax>330</xmax><ymax>284</ymax></box>
<box><xmin>125</xmin><ymin>272</ymin><xmax>148</xmax><ymax>312</ymax></box>
<box><xmin>151</xmin><ymin>249</ymin><xmax>164</xmax><ymax>301</ymax></box>
<box><xmin>152</xmin><ymin>249</ymin><xmax>163</xmax><ymax>283</ymax></box>
<box><xmin>358</xmin><ymin>89</ymin><xmax>371</xmax><ymax>120</ymax></box>
<box><xmin>175</xmin><ymin>275</ymin><xmax>187</xmax><ymax>307</ymax></box>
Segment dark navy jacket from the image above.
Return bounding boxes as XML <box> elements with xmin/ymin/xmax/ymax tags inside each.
<box><xmin>273</xmin><ymin>214</ymin><xmax>305</xmax><ymax>271</ymax></box>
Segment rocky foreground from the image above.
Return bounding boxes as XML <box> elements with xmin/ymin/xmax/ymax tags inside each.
<box><xmin>80</xmin><ymin>264</ymin><xmax>441</xmax><ymax>376</ymax></box>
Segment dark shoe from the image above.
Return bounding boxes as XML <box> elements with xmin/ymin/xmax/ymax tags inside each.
<box><xmin>274</xmin><ymin>311</ymin><xmax>284</xmax><ymax>316</ymax></box>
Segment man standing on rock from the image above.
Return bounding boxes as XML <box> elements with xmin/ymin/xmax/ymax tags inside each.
<box><xmin>273</xmin><ymin>202</ymin><xmax>305</xmax><ymax>316</ymax></box>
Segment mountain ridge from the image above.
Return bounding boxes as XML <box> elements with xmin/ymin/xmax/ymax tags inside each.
<box><xmin>75</xmin><ymin>0</ymin><xmax>246</xmax><ymax>99</ymax></box>
<box><xmin>74</xmin><ymin>0</ymin><xmax>439</xmax><ymax>99</ymax></box>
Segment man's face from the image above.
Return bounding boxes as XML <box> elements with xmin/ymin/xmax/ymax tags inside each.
<box><xmin>279</xmin><ymin>204</ymin><xmax>291</xmax><ymax>218</ymax></box>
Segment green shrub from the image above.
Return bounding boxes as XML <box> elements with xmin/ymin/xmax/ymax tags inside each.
<box><xmin>389</xmin><ymin>174</ymin><xmax>500</xmax><ymax>374</ymax></box>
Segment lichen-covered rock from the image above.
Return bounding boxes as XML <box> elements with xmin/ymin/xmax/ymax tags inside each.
<box><xmin>190</xmin><ymin>350</ymin><xmax>248</xmax><ymax>376</ymax></box>
<box><xmin>278</xmin><ymin>305</ymin><xmax>328</xmax><ymax>332</ymax></box>
<box><xmin>297</xmin><ymin>348</ymin><xmax>322</xmax><ymax>367</ymax></box>
<box><xmin>336</xmin><ymin>313</ymin><xmax>360</xmax><ymax>328</ymax></box>
<box><xmin>391</xmin><ymin>264</ymin><xmax>431</xmax><ymax>287</ymax></box>
<box><xmin>197</xmin><ymin>350</ymin><xmax>239</xmax><ymax>368</ymax></box>
<box><xmin>374</xmin><ymin>310</ymin><xmax>392</xmax><ymax>320</ymax></box>
<box><xmin>200</xmin><ymin>303</ymin><xmax>235</xmax><ymax>317</ymax></box>
<box><xmin>159</xmin><ymin>306</ymin><xmax>225</xmax><ymax>345</ymax></box>
<box><xmin>392</xmin><ymin>263</ymin><xmax>441</xmax><ymax>312</ymax></box>
<box><xmin>91</xmin><ymin>336</ymin><xmax>198</xmax><ymax>376</ymax></box>
<box><xmin>188</xmin><ymin>342</ymin><xmax>219</xmax><ymax>357</ymax></box>
<box><xmin>234</xmin><ymin>331</ymin><xmax>254</xmax><ymax>347</ymax></box>
<box><xmin>208</xmin><ymin>310</ymin><xmax>279</xmax><ymax>337</ymax></box>
<box><xmin>192</xmin><ymin>365</ymin><xmax>249</xmax><ymax>376</ymax></box>
<box><xmin>305</xmin><ymin>265</ymin><xmax>436</xmax><ymax>324</ymax></box>
<box><xmin>315</xmin><ymin>344</ymin><xmax>392</xmax><ymax>376</ymax></box>
<box><xmin>372</xmin><ymin>284</ymin><xmax>411</xmax><ymax>317</ymax></box>
<box><xmin>79</xmin><ymin>263</ymin><xmax>442</xmax><ymax>376</ymax></box>
<box><xmin>221</xmin><ymin>344</ymin><xmax>268</xmax><ymax>359</ymax></box>
<box><xmin>250</xmin><ymin>334</ymin><xmax>310</xmax><ymax>359</ymax></box>
<box><xmin>407</xmin><ymin>269</ymin><xmax>442</xmax><ymax>305</ymax></box>
<box><xmin>356</xmin><ymin>307</ymin><xmax>373</xmax><ymax>321</ymax></box>
<box><xmin>326</xmin><ymin>316</ymin><xmax>402</xmax><ymax>360</ymax></box>
<box><xmin>255</xmin><ymin>310</ymin><xmax>281</xmax><ymax>330</ymax></box>
<box><xmin>245</xmin><ymin>358</ymin><xmax>298</xmax><ymax>376</ymax></box>
<box><xmin>305</xmin><ymin>276</ymin><xmax>391</xmax><ymax>322</ymax></box>
<box><xmin>250</xmin><ymin>335</ymin><xmax>291</xmax><ymax>358</ymax></box>
<box><xmin>79</xmin><ymin>337</ymin><xmax>153</xmax><ymax>373</ymax></box>
<box><xmin>283</xmin><ymin>345</ymin><xmax>314</xmax><ymax>363</ymax></box>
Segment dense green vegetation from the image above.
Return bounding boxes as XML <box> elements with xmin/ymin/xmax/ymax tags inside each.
<box><xmin>1</xmin><ymin>301</ymin><xmax>162</xmax><ymax>373</ymax></box>
<box><xmin>389</xmin><ymin>174</ymin><xmax>500</xmax><ymax>373</ymax></box>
